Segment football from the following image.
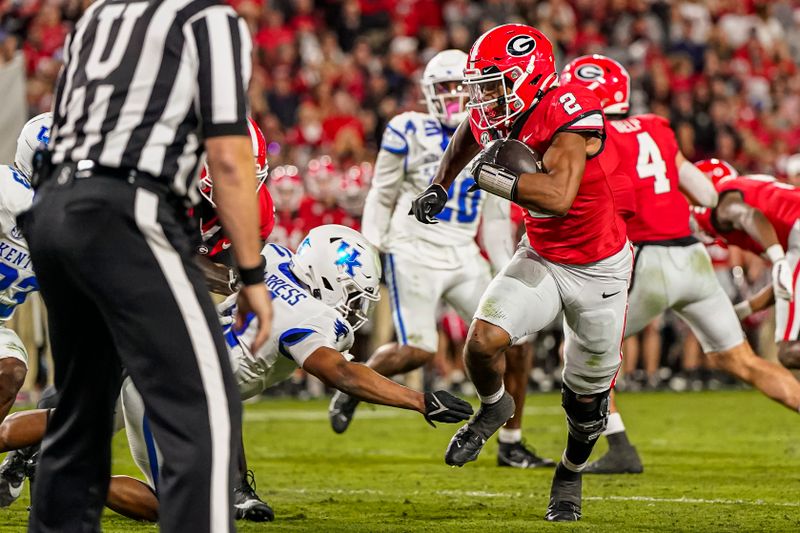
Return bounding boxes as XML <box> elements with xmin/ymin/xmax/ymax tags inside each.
<box><xmin>490</xmin><ymin>137</ymin><xmax>544</xmax><ymax>176</ymax></box>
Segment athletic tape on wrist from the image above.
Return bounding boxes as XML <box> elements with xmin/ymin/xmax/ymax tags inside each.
<box><xmin>766</xmin><ymin>244</ymin><xmax>785</xmax><ymax>264</ymax></box>
<box><xmin>476</xmin><ymin>164</ymin><xmax>519</xmax><ymax>201</ymax></box>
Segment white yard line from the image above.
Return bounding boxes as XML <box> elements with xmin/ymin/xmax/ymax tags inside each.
<box><xmin>272</xmin><ymin>488</ymin><xmax>800</xmax><ymax>508</ymax></box>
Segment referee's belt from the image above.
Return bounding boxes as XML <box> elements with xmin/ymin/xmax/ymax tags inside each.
<box><xmin>51</xmin><ymin>160</ymin><xmax>172</xmax><ymax>198</ymax></box>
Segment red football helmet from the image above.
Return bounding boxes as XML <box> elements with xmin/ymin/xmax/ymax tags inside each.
<box><xmin>199</xmin><ymin>116</ymin><xmax>269</xmax><ymax>206</ymax></box>
<box><xmin>560</xmin><ymin>54</ymin><xmax>631</xmax><ymax>116</ymax></box>
<box><xmin>305</xmin><ymin>155</ymin><xmax>340</xmax><ymax>201</ymax></box>
<box><xmin>337</xmin><ymin>162</ymin><xmax>372</xmax><ymax>216</ymax></box>
<box><xmin>268</xmin><ymin>165</ymin><xmax>304</xmax><ymax>213</ymax></box>
<box><xmin>695</xmin><ymin>158</ymin><xmax>739</xmax><ymax>186</ymax></box>
<box><xmin>464</xmin><ymin>24</ymin><xmax>558</xmax><ymax>131</ymax></box>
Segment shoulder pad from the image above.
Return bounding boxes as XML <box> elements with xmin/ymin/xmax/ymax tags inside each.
<box><xmin>381</xmin><ymin>112</ymin><xmax>435</xmax><ymax>155</ymax></box>
<box><xmin>261</xmin><ymin>242</ymin><xmax>294</xmax><ymax>263</ymax></box>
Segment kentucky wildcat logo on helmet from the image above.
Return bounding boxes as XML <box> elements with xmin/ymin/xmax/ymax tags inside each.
<box><xmin>464</xmin><ymin>24</ymin><xmax>558</xmax><ymax>131</ymax></box>
<box><xmin>560</xmin><ymin>54</ymin><xmax>631</xmax><ymax>116</ymax></box>
<box><xmin>291</xmin><ymin>225</ymin><xmax>381</xmax><ymax>331</ymax></box>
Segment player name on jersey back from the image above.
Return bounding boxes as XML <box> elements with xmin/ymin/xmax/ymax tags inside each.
<box><xmin>220</xmin><ymin>243</ymin><xmax>354</xmax><ymax>398</ymax></box>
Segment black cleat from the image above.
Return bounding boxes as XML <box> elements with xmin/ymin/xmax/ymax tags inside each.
<box><xmin>445</xmin><ymin>392</ymin><xmax>515</xmax><ymax>467</ymax></box>
<box><xmin>497</xmin><ymin>440</ymin><xmax>556</xmax><ymax>469</ymax></box>
<box><xmin>234</xmin><ymin>470</ymin><xmax>274</xmax><ymax>522</ymax></box>
<box><xmin>544</xmin><ymin>463</ymin><xmax>582</xmax><ymax>522</ymax></box>
<box><xmin>583</xmin><ymin>444</ymin><xmax>643</xmax><ymax>474</ymax></box>
<box><xmin>329</xmin><ymin>391</ymin><xmax>360</xmax><ymax>434</ymax></box>
<box><xmin>0</xmin><ymin>450</ymin><xmax>28</xmax><ymax>507</ymax></box>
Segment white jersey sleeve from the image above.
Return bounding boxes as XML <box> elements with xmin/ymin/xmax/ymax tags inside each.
<box><xmin>221</xmin><ymin>244</ymin><xmax>355</xmax><ymax>400</ymax></box>
<box><xmin>362</xmin><ymin>142</ymin><xmax>405</xmax><ymax>250</ymax></box>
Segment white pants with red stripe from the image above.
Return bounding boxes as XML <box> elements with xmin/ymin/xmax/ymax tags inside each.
<box><xmin>475</xmin><ymin>238</ymin><xmax>633</xmax><ymax>395</ymax></box>
<box><xmin>776</xmin><ymin>220</ymin><xmax>800</xmax><ymax>343</ymax></box>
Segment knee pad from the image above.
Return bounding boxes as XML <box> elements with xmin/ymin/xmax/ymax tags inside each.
<box><xmin>561</xmin><ymin>385</ymin><xmax>611</xmax><ymax>443</ymax></box>
<box><xmin>575</xmin><ymin>309</ymin><xmax>617</xmax><ymax>355</ymax></box>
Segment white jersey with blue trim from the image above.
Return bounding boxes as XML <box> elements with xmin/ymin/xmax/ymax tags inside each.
<box><xmin>363</xmin><ymin>111</ymin><xmax>487</xmax><ymax>266</ymax></box>
<box><xmin>219</xmin><ymin>242</ymin><xmax>355</xmax><ymax>400</ymax></box>
<box><xmin>0</xmin><ymin>166</ymin><xmax>36</xmax><ymax>323</ymax></box>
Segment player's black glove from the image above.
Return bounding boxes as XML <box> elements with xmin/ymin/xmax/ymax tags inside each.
<box><xmin>423</xmin><ymin>391</ymin><xmax>474</xmax><ymax>427</ymax></box>
<box><xmin>410</xmin><ymin>183</ymin><xmax>448</xmax><ymax>224</ymax></box>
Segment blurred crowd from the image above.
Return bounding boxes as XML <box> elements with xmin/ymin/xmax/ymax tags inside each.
<box><xmin>2</xmin><ymin>0</ymin><xmax>800</xmax><ymax>394</ymax></box>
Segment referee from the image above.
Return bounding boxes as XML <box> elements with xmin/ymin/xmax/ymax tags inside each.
<box><xmin>20</xmin><ymin>0</ymin><xmax>272</xmax><ymax>532</ymax></box>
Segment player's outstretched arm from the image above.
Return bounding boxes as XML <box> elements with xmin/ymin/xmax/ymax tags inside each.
<box><xmin>513</xmin><ymin>131</ymin><xmax>587</xmax><ymax>216</ymax></box>
<box><xmin>676</xmin><ymin>151</ymin><xmax>718</xmax><ymax>207</ymax></box>
<box><xmin>411</xmin><ymin>118</ymin><xmax>480</xmax><ymax>224</ymax></box>
<box><xmin>303</xmin><ymin>347</ymin><xmax>473</xmax><ymax>424</ymax></box>
<box><xmin>715</xmin><ymin>192</ymin><xmax>793</xmax><ymax>300</ymax></box>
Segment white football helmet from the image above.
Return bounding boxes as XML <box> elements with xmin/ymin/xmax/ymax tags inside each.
<box><xmin>15</xmin><ymin>112</ymin><xmax>53</xmax><ymax>179</ymax></box>
<box><xmin>421</xmin><ymin>49</ymin><xmax>469</xmax><ymax>128</ymax></box>
<box><xmin>291</xmin><ymin>224</ymin><xmax>381</xmax><ymax>331</ymax></box>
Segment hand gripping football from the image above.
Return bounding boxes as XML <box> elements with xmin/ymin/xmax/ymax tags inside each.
<box><xmin>490</xmin><ymin>138</ymin><xmax>544</xmax><ymax>176</ymax></box>
<box><xmin>471</xmin><ymin>138</ymin><xmax>543</xmax><ymax>201</ymax></box>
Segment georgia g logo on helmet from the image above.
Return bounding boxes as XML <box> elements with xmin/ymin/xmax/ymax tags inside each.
<box><xmin>575</xmin><ymin>64</ymin><xmax>604</xmax><ymax>81</ymax></box>
<box><xmin>506</xmin><ymin>34</ymin><xmax>536</xmax><ymax>57</ymax></box>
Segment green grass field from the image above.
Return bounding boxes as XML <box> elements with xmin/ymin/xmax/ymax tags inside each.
<box><xmin>1</xmin><ymin>390</ymin><xmax>799</xmax><ymax>532</ymax></box>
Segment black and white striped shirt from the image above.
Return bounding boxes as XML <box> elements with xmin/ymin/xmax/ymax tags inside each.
<box><xmin>50</xmin><ymin>0</ymin><xmax>252</xmax><ymax>202</ymax></box>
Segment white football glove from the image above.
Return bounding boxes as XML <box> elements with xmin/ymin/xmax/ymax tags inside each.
<box><xmin>772</xmin><ymin>258</ymin><xmax>794</xmax><ymax>301</ymax></box>
<box><xmin>767</xmin><ymin>245</ymin><xmax>794</xmax><ymax>301</ymax></box>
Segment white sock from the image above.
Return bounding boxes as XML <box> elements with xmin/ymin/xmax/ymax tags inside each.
<box><xmin>603</xmin><ymin>412</ymin><xmax>625</xmax><ymax>436</ymax></box>
<box><xmin>498</xmin><ymin>428</ymin><xmax>522</xmax><ymax>444</ymax></box>
<box><xmin>478</xmin><ymin>384</ymin><xmax>505</xmax><ymax>405</ymax></box>
<box><xmin>561</xmin><ymin>451</ymin><xmax>587</xmax><ymax>473</ymax></box>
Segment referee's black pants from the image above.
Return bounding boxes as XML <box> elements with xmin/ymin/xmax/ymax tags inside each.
<box><xmin>21</xmin><ymin>173</ymin><xmax>241</xmax><ymax>533</ymax></box>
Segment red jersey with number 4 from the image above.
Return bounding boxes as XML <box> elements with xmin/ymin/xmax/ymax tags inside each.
<box><xmin>471</xmin><ymin>84</ymin><xmax>628</xmax><ymax>264</ymax></box>
<box><xmin>715</xmin><ymin>175</ymin><xmax>800</xmax><ymax>251</ymax></box>
<box><xmin>609</xmin><ymin>114</ymin><xmax>690</xmax><ymax>243</ymax></box>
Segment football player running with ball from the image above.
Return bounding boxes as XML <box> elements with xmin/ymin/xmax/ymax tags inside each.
<box><xmin>412</xmin><ymin>25</ymin><xmax>634</xmax><ymax>521</ymax></box>
<box><xmin>329</xmin><ymin>49</ymin><xmax>553</xmax><ymax>469</ymax></box>
<box><xmin>561</xmin><ymin>55</ymin><xmax>800</xmax><ymax>475</ymax></box>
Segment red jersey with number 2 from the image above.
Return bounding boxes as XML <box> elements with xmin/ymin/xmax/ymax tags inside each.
<box><xmin>609</xmin><ymin>114</ymin><xmax>690</xmax><ymax>242</ymax></box>
<box><xmin>470</xmin><ymin>84</ymin><xmax>628</xmax><ymax>264</ymax></box>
